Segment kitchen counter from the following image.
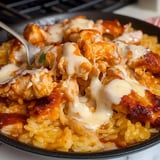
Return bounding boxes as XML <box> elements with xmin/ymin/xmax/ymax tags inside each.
<box><xmin>115</xmin><ymin>2</ymin><xmax>160</xmax><ymax>20</ymax></box>
<box><xmin>1</xmin><ymin>142</ymin><xmax>160</xmax><ymax>160</ymax></box>
<box><xmin>1</xmin><ymin>3</ymin><xmax>160</xmax><ymax>160</ymax></box>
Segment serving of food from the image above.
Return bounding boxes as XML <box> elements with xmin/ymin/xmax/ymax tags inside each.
<box><xmin>0</xmin><ymin>12</ymin><xmax>160</xmax><ymax>157</ymax></box>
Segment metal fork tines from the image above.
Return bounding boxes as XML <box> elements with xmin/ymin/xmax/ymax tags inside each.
<box><xmin>0</xmin><ymin>21</ymin><xmax>40</xmax><ymax>65</ymax></box>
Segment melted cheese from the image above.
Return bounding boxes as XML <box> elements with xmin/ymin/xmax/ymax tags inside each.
<box><xmin>0</xmin><ymin>64</ymin><xmax>19</xmax><ymax>84</ymax></box>
<box><xmin>62</xmin><ymin>42</ymin><xmax>90</xmax><ymax>76</ymax></box>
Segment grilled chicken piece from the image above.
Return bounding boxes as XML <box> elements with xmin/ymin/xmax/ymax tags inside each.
<box><xmin>30</xmin><ymin>88</ymin><xmax>62</xmax><ymax>121</ymax></box>
<box><xmin>23</xmin><ymin>24</ymin><xmax>46</xmax><ymax>47</ymax></box>
<box><xmin>102</xmin><ymin>19</ymin><xmax>124</xmax><ymax>37</ymax></box>
<box><xmin>68</xmin><ymin>29</ymin><xmax>120</xmax><ymax>67</ymax></box>
<box><xmin>58</xmin><ymin>42</ymin><xmax>92</xmax><ymax>80</ymax></box>
<box><xmin>0</xmin><ymin>39</ymin><xmax>27</xmax><ymax>66</ymax></box>
<box><xmin>8</xmin><ymin>39</ymin><xmax>27</xmax><ymax>65</ymax></box>
<box><xmin>115</xmin><ymin>40</ymin><xmax>160</xmax><ymax>76</ymax></box>
<box><xmin>132</xmin><ymin>51</ymin><xmax>160</xmax><ymax>76</ymax></box>
<box><xmin>0</xmin><ymin>68</ymin><xmax>56</xmax><ymax>101</ymax></box>
<box><xmin>114</xmin><ymin>91</ymin><xmax>160</xmax><ymax>127</ymax></box>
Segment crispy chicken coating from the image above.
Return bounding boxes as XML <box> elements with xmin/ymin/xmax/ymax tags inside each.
<box><xmin>30</xmin><ymin>88</ymin><xmax>62</xmax><ymax>121</ymax></box>
<box><xmin>132</xmin><ymin>51</ymin><xmax>160</xmax><ymax>76</ymax></box>
<box><xmin>23</xmin><ymin>24</ymin><xmax>46</xmax><ymax>47</ymax></box>
<box><xmin>0</xmin><ymin>68</ymin><xmax>56</xmax><ymax>101</ymax></box>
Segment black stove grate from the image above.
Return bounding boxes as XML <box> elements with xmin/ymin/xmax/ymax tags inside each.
<box><xmin>0</xmin><ymin>0</ymin><xmax>137</xmax><ymax>24</ymax></box>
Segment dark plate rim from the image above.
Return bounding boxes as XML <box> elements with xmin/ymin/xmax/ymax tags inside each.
<box><xmin>1</xmin><ymin>11</ymin><xmax>160</xmax><ymax>159</ymax></box>
<box><xmin>1</xmin><ymin>133</ymin><xmax>160</xmax><ymax>159</ymax></box>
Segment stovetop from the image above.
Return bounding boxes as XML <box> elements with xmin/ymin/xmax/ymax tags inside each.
<box><xmin>0</xmin><ymin>0</ymin><xmax>136</xmax><ymax>24</ymax></box>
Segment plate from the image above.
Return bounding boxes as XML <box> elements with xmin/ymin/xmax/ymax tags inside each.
<box><xmin>0</xmin><ymin>11</ymin><xmax>160</xmax><ymax>159</ymax></box>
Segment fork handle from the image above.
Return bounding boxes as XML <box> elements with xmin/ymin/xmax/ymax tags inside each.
<box><xmin>0</xmin><ymin>21</ymin><xmax>28</xmax><ymax>45</ymax></box>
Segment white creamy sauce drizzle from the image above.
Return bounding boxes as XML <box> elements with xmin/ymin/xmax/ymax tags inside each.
<box><xmin>115</xmin><ymin>41</ymin><xmax>129</xmax><ymax>59</ymax></box>
<box><xmin>21</xmin><ymin>68</ymin><xmax>48</xmax><ymax>76</ymax></box>
<box><xmin>14</xmin><ymin>45</ymin><xmax>27</xmax><ymax>62</ymax></box>
<box><xmin>114</xmin><ymin>64</ymin><xmax>146</xmax><ymax>97</ymax></box>
<box><xmin>116</xmin><ymin>30</ymin><xmax>143</xmax><ymax>43</ymax></box>
<box><xmin>5</xmin><ymin>68</ymin><xmax>49</xmax><ymax>85</ymax></box>
<box><xmin>104</xmin><ymin>79</ymin><xmax>132</xmax><ymax>105</ymax></box>
<box><xmin>0</xmin><ymin>64</ymin><xmax>19</xmax><ymax>84</ymax></box>
<box><xmin>46</xmin><ymin>18</ymin><xmax>95</xmax><ymax>43</ymax></box>
<box><xmin>76</xmin><ymin>67</ymin><xmax>145</xmax><ymax>130</ymax></box>
<box><xmin>104</xmin><ymin>76</ymin><xmax>146</xmax><ymax>106</ymax></box>
<box><xmin>110</xmin><ymin>40</ymin><xmax>147</xmax><ymax>101</ymax></box>
<box><xmin>66</xmin><ymin>18</ymin><xmax>94</xmax><ymax>31</ymax></box>
<box><xmin>69</xmin><ymin>77</ymin><xmax>113</xmax><ymax>130</ymax></box>
<box><xmin>0</xmin><ymin>18</ymin><xmax>150</xmax><ymax>133</ymax></box>
<box><xmin>115</xmin><ymin>41</ymin><xmax>149</xmax><ymax>64</ymax></box>
<box><xmin>18</xmin><ymin>68</ymin><xmax>49</xmax><ymax>86</ymax></box>
<box><xmin>66</xmin><ymin>34</ymin><xmax>148</xmax><ymax>130</ymax></box>
<box><xmin>129</xmin><ymin>44</ymin><xmax>149</xmax><ymax>63</ymax></box>
<box><xmin>62</xmin><ymin>42</ymin><xmax>90</xmax><ymax>77</ymax></box>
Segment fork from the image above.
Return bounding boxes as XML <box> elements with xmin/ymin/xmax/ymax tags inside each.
<box><xmin>0</xmin><ymin>21</ymin><xmax>40</xmax><ymax>65</ymax></box>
